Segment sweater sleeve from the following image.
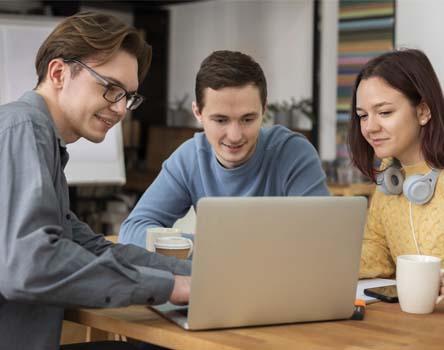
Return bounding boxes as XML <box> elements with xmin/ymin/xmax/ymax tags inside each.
<box><xmin>119</xmin><ymin>143</ymin><xmax>194</xmax><ymax>248</ymax></box>
<box><xmin>359</xmin><ymin>190</ymin><xmax>395</xmax><ymax>278</ymax></box>
<box><xmin>281</xmin><ymin>135</ymin><xmax>330</xmax><ymax>196</ymax></box>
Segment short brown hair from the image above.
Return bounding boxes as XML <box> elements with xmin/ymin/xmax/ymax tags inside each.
<box><xmin>35</xmin><ymin>11</ymin><xmax>151</xmax><ymax>86</ymax></box>
<box><xmin>195</xmin><ymin>50</ymin><xmax>267</xmax><ymax>112</ymax></box>
<box><xmin>348</xmin><ymin>49</ymin><xmax>444</xmax><ymax>181</ymax></box>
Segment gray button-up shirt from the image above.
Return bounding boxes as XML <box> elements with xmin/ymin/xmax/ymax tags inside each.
<box><xmin>0</xmin><ymin>91</ymin><xmax>191</xmax><ymax>349</ymax></box>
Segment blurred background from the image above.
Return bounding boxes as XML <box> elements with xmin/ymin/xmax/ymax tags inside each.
<box><xmin>0</xmin><ymin>0</ymin><xmax>441</xmax><ymax>234</ymax></box>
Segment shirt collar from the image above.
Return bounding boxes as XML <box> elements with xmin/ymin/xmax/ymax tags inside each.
<box><xmin>18</xmin><ymin>90</ymin><xmax>67</xmax><ymax>149</ymax></box>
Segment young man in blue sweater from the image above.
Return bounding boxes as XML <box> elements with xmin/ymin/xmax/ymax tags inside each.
<box><xmin>120</xmin><ymin>50</ymin><xmax>329</xmax><ymax>248</ymax></box>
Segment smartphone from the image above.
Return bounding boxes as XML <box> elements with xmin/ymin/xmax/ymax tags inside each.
<box><xmin>364</xmin><ymin>285</ymin><xmax>398</xmax><ymax>303</ymax></box>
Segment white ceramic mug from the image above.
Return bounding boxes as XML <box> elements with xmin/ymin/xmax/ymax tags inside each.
<box><xmin>154</xmin><ymin>236</ymin><xmax>194</xmax><ymax>259</ymax></box>
<box><xmin>396</xmin><ymin>255</ymin><xmax>444</xmax><ymax>314</ymax></box>
<box><xmin>146</xmin><ymin>227</ymin><xmax>182</xmax><ymax>252</ymax></box>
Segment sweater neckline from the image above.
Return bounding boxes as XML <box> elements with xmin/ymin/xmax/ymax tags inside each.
<box><xmin>402</xmin><ymin>161</ymin><xmax>433</xmax><ymax>176</ymax></box>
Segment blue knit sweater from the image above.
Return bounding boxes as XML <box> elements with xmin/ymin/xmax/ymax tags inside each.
<box><xmin>120</xmin><ymin>125</ymin><xmax>329</xmax><ymax>247</ymax></box>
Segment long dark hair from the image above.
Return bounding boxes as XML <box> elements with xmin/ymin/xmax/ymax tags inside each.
<box><xmin>348</xmin><ymin>49</ymin><xmax>444</xmax><ymax>181</ymax></box>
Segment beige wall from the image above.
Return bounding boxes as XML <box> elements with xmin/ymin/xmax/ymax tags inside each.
<box><xmin>167</xmin><ymin>0</ymin><xmax>314</xmax><ymax>110</ymax></box>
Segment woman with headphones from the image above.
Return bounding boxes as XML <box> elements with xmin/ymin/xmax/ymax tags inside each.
<box><xmin>348</xmin><ymin>49</ymin><xmax>444</xmax><ymax>294</ymax></box>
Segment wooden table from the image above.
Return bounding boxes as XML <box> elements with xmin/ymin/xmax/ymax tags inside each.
<box><xmin>65</xmin><ymin>302</ymin><xmax>444</xmax><ymax>349</ymax></box>
<box><xmin>328</xmin><ymin>183</ymin><xmax>376</xmax><ymax>197</ymax></box>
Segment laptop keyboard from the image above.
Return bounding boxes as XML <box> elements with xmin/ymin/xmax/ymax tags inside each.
<box><xmin>176</xmin><ymin>307</ymin><xmax>189</xmax><ymax>316</ymax></box>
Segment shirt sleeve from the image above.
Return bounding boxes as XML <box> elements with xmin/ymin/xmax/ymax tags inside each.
<box><xmin>119</xmin><ymin>153</ymin><xmax>193</xmax><ymax>248</ymax></box>
<box><xmin>70</xmin><ymin>211</ymin><xmax>191</xmax><ymax>275</ymax></box>
<box><xmin>359</xmin><ymin>190</ymin><xmax>395</xmax><ymax>278</ymax></box>
<box><xmin>0</xmin><ymin>120</ymin><xmax>190</xmax><ymax>308</ymax></box>
<box><xmin>281</xmin><ymin>136</ymin><xmax>330</xmax><ymax>196</ymax></box>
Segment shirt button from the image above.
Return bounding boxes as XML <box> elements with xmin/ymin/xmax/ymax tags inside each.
<box><xmin>147</xmin><ymin>297</ymin><xmax>155</xmax><ymax>304</ymax></box>
<box><xmin>105</xmin><ymin>296</ymin><xmax>111</xmax><ymax>303</ymax></box>
<box><xmin>66</xmin><ymin>213</ymin><xmax>71</xmax><ymax>220</ymax></box>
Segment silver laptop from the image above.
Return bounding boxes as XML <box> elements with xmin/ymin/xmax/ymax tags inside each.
<box><xmin>151</xmin><ymin>196</ymin><xmax>367</xmax><ymax>330</ymax></box>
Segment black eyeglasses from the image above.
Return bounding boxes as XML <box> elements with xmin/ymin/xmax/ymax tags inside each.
<box><xmin>63</xmin><ymin>59</ymin><xmax>145</xmax><ymax>111</ymax></box>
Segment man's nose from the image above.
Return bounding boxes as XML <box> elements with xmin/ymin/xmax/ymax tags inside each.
<box><xmin>109</xmin><ymin>98</ymin><xmax>127</xmax><ymax>118</ymax></box>
<box><xmin>226</xmin><ymin>123</ymin><xmax>243</xmax><ymax>142</ymax></box>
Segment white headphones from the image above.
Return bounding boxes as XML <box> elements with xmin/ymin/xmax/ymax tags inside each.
<box><xmin>377</xmin><ymin>161</ymin><xmax>440</xmax><ymax>205</ymax></box>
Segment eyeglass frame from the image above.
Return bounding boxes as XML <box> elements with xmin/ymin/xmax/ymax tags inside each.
<box><xmin>63</xmin><ymin>58</ymin><xmax>145</xmax><ymax>111</ymax></box>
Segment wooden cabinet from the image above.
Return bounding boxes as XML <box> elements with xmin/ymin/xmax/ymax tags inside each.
<box><xmin>125</xmin><ymin>126</ymin><xmax>200</xmax><ymax>193</ymax></box>
<box><xmin>146</xmin><ymin>126</ymin><xmax>200</xmax><ymax>173</ymax></box>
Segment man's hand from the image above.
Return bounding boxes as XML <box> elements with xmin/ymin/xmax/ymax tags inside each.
<box><xmin>169</xmin><ymin>275</ymin><xmax>191</xmax><ymax>305</ymax></box>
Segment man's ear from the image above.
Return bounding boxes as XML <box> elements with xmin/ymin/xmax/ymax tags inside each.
<box><xmin>416</xmin><ymin>101</ymin><xmax>431</xmax><ymax>126</ymax></box>
<box><xmin>192</xmin><ymin>101</ymin><xmax>202</xmax><ymax>124</ymax></box>
<box><xmin>46</xmin><ymin>58</ymin><xmax>67</xmax><ymax>89</ymax></box>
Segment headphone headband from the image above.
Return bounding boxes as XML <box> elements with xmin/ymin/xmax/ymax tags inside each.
<box><xmin>377</xmin><ymin>162</ymin><xmax>440</xmax><ymax>205</ymax></box>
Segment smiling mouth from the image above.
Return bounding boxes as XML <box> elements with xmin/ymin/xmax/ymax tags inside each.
<box><xmin>222</xmin><ymin>143</ymin><xmax>245</xmax><ymax>150</ymax></box>
<box><xmin>371</xmin><ymin>138</ymin><xmax>389</xmax><ymax>145</ymax></box>
<box><xmin>95</xmin><ymin>114</ymin><xmax>113</xmax><ymax>127</ymax></box>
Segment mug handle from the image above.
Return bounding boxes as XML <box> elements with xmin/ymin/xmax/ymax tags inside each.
<box><xmin>186</xmin><ymin>238</ymin><xmax>194</xmax><ymax>258</ymax></box>
<box><xmin>436</xmin><ymin>269</ymin><xmax>444</xmax><ymax>304</ymax></box>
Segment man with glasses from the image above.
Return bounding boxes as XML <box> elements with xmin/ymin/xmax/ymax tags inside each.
<box><xmin>0</xmin><ymin>11</ymin><xmax>190</xmax><ymax>350</ymax></box>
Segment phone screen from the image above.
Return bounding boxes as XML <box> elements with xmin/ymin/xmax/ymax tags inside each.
<box><xmin>364</xmin><ymin>285</ymin><xmax>398</xmax><ymax>302</ymax></box>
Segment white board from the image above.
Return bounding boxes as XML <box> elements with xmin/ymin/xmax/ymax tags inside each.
<box><xmin>0</xmin><ymin>15</ymin><xmax>126</xmax><ymax>185</ymax></box>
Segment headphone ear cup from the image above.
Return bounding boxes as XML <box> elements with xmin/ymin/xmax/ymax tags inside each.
<box><xmin>376</xmin><ymin>172</ymin><xmax>390</xmax><ymax>195</ymax></box>
<box><xmin>403</xmin><ymin>171</ymin><xmax>439</xmax><ymax>205</ymax></box>
<box><xmin>377</xmin><ymin>166</ymin><xmax>404</xmax><ymax>195</ymax></box>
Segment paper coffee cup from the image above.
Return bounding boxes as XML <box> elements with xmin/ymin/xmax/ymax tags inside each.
<box><xmin>154</xmin><ymin>236</ymin><xmax>193</xmax><ymax>259</ymax></box>
<box><xmin>146</xmin><ymin>227</ymin><xmax>182</xmax><ymax>252</ymax></box>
